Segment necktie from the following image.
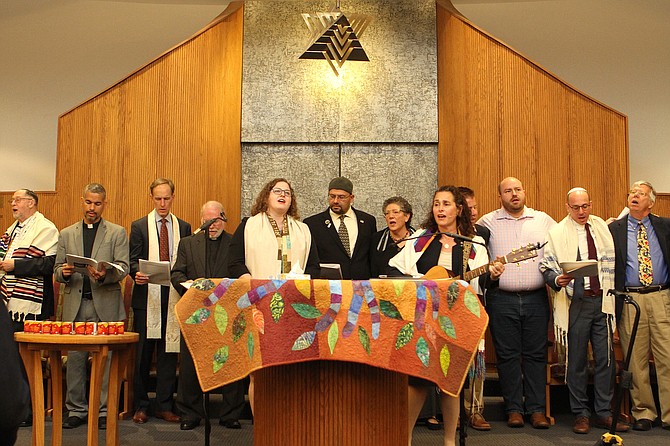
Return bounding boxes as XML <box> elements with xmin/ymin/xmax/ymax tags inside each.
<box><xmin>159</xmin><ymin>218</ymin><xmax>170</xmax><ymax>262</ymax></box>
<box><xmin>338</xmin><ymin>215</ymin><xmax>351</xmax><ymax>257</ymax></box>
<box><xmin>637</xmin><ymin>221</ymin><xmax>653</xmax><ymax>286</ymax></box>
<box><xmin>585</xmin><ymin>223</ymin><xmax>600</xmax><ymax>292</ymax></box>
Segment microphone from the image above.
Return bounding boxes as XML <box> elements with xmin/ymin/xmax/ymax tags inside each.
<box><xmin>394</xmin><ymin>231</ymin><xmax>487</xmax><ymax>247</ymax></box>
<box><xmin>193</xmin><ymin>217</ymin><xmax>224</xmax><ymax>235</ymax></box>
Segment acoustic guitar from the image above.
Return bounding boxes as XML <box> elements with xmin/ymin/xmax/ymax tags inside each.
<box><xmin>421</xmin><ymin>242</ymin><xmax>542</xmax><ymax>281</ymax></box>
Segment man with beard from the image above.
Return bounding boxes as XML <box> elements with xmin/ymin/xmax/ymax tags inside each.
<box><xmin>171</xmin><ymin>201</ymin><xmax>246</xmax><ymax>430</ymax></box>
<box><xmin>304</xmin><ymin>177</ymin><xmax>376</xmax><ymax>280</ymax></box>
<box><xmin>478</xmin><ymin>177</ymin><xmax>556</xmax><ymax>429</ymax></box>
<box><xmin>54</xmin><ymin>183</ymin><xmax>129</xmax><ymax>430</ymax></box>
<box><xmin>609</xmin><ymin>181</ymin><xmax>670</xmax><ymax>431</ymax></box>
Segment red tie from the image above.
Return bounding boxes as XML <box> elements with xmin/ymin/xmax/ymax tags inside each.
<box><xmin>585</xmin><ymin>223</ymin><xmax>600</xmax><ymax>292</ymax></box>
<box><xmin>159</xmin><ymin>218</ymin><xmax>170</xmax><ymax>262</ymax></box>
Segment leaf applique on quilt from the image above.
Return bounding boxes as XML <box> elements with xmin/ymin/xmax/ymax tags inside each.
<box><xmin>358</xmin><ymin>326</ymin><xmax>371</xmax><ymax>355</ymax></box>
<box><xmin>416</xmin><ymin>336</ymin><xmax>430</xmax><ymax>367</ymax></box>
<box><xmin>424</xmin><ymin>323</ymin><xmax>438</xmax><ymax>350</ymax></box>
<box><xmin>252</xmin><ymin>308</ymin><xmax>265</xmax><ymax>334</ymax></box>
<box><xmin>438</xmin><ymin>315</ymin><xmax>456</xmax><ymax>339</ymax></box>
<box><xmin>232</xmin><ymin>312</ymin><xmax>246</xmax><ymax>342</ymax></box>
<box><xmin>464</xmin><ymin>290</ymin><xmax>480</xmax><ymax>317</ymax></box>
<box><xmin>328</xmin><ymin>321</ymin><xmax>338</xmax><ymax>354</ymax></box>
<box><xmin>192</xmin><ymin>278</ymin><xmax>215</xmax><ymax>291</ymax></box>
<box><xmin>295</xmin><ymin>280</ymin><xmax>311</xmax><ymax>298</ymax></box>
<box><xmin>447</xmin><ymin>282</ymin><xmax>459</xmax><ymax>309</ymax></box>
<box><xmin>392</xmin><ymin>280</ymin><xmax>406</xmax><ymax>296</ymax></box>
<box><xmin>379</xmin><ymin>299</ymin><xmax>402</xmax><ymax>320</ymax></box>
<box><xmin>292</xmin><ymin>331</ymin><xmax>316</xmax><ymax>351</ymax></box>
<box><xmin>291</xmin><ymin>303</ymin><xmax>322</xmax><ymax>319</ymax></box>
<box><xmin>247</xmin><ymin>332</ymin><xmax>254</xmax><ymax>359</ymax></box>
<box><xmin>185</xmin><ymin>308</ymin><xmax>210</xmax><ymax>324</ymax></box>
<box><xmin>214</xmin><ymin>305</ymin><xmax>228</xmax><ymax>335</ymax></box>
<box><xmin>213</xmin><ymin>346</ymin><xmax>229</xmax><ymax>373</ymax></box>
<box><xmin>440</xmin><ymin>345</ymin><xmax>451</xmax><ymax>377</ymax></box>
<box><xmin>270</xmin><ymin>292</ymin><xmax>285</xmax><ymax>323</ymax></box>
<box><xmin>395</xmin><ymin>322</ymin><xmax>414</xmax><ymax>350</ymax></box>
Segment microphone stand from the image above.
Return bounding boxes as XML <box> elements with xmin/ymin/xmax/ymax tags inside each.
<box><xmin>396</xmin><ymin>230</ymin><xmax>487</xmax><ymax>247</ymax></box>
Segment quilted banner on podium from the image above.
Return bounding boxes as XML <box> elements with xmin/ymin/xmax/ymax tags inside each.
<box><xmin>175</xmin><ymin>277</ymin><xmax>488</xmax><ymax>396</ymax></box>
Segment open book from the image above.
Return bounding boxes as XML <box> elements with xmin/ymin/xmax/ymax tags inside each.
<box><xmin>66</xmin><ymin>254</ymin><xmax>125</xmax><ymax>277</ymax></box>
<box><xmin>560</xmin><ymin>260</ymin><xmax>598</xmax><ymax>278</ymax></box>
<box><xmin>319</xmin><ymin>263</ymin><xmax>343</xmax><ymax>280</ymax></box>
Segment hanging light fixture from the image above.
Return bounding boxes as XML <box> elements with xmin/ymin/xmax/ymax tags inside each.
<box><xmin>299</xmin><ymin>0</ymin><xmax>372</xmax><ymax>76</ymax></box>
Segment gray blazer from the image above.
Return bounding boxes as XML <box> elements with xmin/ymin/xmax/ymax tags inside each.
<box><xmin>54</xmin><ymin>219</ymin><xmax>129</xmax><ymax>322</ymax></box>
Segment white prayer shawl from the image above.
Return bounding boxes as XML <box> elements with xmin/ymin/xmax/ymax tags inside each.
<box><xmin>540</xmin><ymin>215</ymin><xmax>616</xmax><ymax>374</ymax></box>
<box><xmin>388</xmin><ymin>229</ymin><xmax>489</xmax><ymax>295</ymax></box>
<box><xmin>244</xmin><ymin>213</ymin><xmax>312</xmax><ymax>278</ymax></box>
<box><xmin>146</xmin><ymin>210</ymin><xmax>181</xmax><ymax>353</ymax></box>
<box><xmin>0</xmin><ymin>212</ymin><xmax>58</xmax><ymax>319</ymax></box>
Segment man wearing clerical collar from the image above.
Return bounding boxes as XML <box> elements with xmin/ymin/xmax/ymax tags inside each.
<box><xmin>54</xmin><ymin>182</ymin><xmax>129</xmax><ymax>431</ymax></box>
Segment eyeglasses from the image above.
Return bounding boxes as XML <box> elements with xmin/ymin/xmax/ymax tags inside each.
<box><xmin>568</xmin><ymin>203</ymin><xmax>591</xmax><ymax>211</ymax></box>
<box><xmin>383</xmin><ymin>209</ymin><xmax>405</xmax><ymax>216</ymax></box>
<box><xmin>271</xmin><ymin>188</ymin><xmax>291</xmax><ymax>197</ymax></box>
<box><xmin>328</xmin><ymin>193</ymin><xmax>350</xmax><ymax>201</ymax></box>
<box><xmin>8</xmin><ymin>197</ymin><xmax>33</xmax><ymax>205</ymax></box>
<box><xmin>628</xmin><ymin>189</ymin><xmax>649</xmax><ymax>197</ymax></box>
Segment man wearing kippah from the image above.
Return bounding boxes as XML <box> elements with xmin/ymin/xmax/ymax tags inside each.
<box><xmin>304</xmin><ymin>176</ymin><xmax>377</xmax><ymax>280</ymax></box>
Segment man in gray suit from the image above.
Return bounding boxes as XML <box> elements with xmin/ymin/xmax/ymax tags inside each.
<box><xmin>54</xmin><ymin>183</ymin><xmax>129</xmax><ymax>430</ymax></box>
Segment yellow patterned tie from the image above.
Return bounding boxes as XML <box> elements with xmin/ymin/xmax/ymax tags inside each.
<box><xmin>338</xmin><ymin>215</ymin><xmax>351</xmax><ymax>257</ymax></box>
<box><xmin>637</xmin><ymin>222</ymin><xmax>653</xmax><ymax>286</ymax></box>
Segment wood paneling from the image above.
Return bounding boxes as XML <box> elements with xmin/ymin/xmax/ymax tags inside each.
<box><xmin>437</xmin><ymin>3</ymin><xmax>629</xmax><ymax>221</ymax></box>
<box><xmin>0</xmin><ymin>3</ymin><xmax>244</xmax><ymax>233</ymax></box>
<box><xmin>254</xmin><ymin>361</ymin><xmax>408</xmax><ymax>446</ymax></box>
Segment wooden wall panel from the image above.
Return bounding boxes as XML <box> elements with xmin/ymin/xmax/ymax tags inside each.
<box><xmin>0</xmin><ymin>4</ymin><xmax>243</xmax><ymax>234</ymax></box>
<box><xmin>437</xmin><ymin>4</ymin><xmax>629</xmax><ymax>221</ymax></box>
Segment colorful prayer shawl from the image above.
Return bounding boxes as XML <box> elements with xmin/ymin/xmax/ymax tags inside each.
<box><xmin>176</xmin><ymin>277</ymin><xmax>489</xmax><ymax>396</ymax></box>
<box><xmin>146</xmin><ymin>210</ymin><xmax>181</xmax><ymax>352</ymax></box>
<box><xmin>0</xmin><ymin>212</ymin><xmax>58</xmax><ymax>320</ymax></box>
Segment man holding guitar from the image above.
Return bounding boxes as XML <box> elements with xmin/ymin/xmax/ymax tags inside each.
<box><xmin>478</xmin><ymin>177</ymin><xmax>556</xmax><ymax>430</ymax></box>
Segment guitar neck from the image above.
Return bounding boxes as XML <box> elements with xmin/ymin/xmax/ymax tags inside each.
<box><xmin>460</xmin><ymin>258</ymin><xmax>508</xmax><ymax>282</ymax></box>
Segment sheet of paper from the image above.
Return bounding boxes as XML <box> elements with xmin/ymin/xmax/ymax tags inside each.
<box><xmin>560</xmin><ymin>260</ymin><xmax>598</xmax><ymax>278</ymax></box>
<box><xmin>139</xmin><ymin>259</ymin><xmax>172</xmax><ymax>286</ymax></box>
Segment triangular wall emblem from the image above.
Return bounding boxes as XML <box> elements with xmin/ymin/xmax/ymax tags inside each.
<box><xmin>300</xmin><ymin>10</ymin><xmax>372</xmax><ymax>76</ymax></box>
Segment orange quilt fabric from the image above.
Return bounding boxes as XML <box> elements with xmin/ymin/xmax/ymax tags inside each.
<box><xmin>175</xmin><ymin>277</ymin><xmax>488</xmax><ymax>396</ymax></box>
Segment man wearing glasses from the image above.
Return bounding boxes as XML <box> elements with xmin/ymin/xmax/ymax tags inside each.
<box><xmin>304</xmin><ymin>176</ymin><xmax>376</xmax><ymax>280</ymax></box>
<box><xmin>540</xmin><ymin>188</ymin><xmax>628</xmax><ymax>434</ymax></box>
<box><xmin>0</xmin><ymin>189</ymin><xmax>58</xmax><ymax>427</ymax></box>
<box><xmin>1</xmin><ymin>190</ymin><xmax>59</xmax><ymax>330</ymax></box>
<box><xmin>609</xmin><ymin>181</ymin><xmax>670</xmax><ymax>431</ymax></box>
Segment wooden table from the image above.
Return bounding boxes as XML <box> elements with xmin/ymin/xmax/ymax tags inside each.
<box><xmin>14</xmin><ymin>332</ymin><xmax>139</xmax><ymax>446</ymax></box>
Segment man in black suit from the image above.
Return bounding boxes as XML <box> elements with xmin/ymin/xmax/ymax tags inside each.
<box><xmin>609</xmin><ymin>180</ymin><xmax>670</xmax><ymax>432</ymax></box>
<box><xmin>130</xmin><ymin>178</ymin><xmax>191</xmax><ymax>424</ymax></box>
<box><xmin>171</xmin><ymin>201</ymin><xmax>246</xmax><ymax>430</ymax></box>
<box><xmin>304</xmin><ymin>177</ymin><xmax>377</xmax><ymax>280</ymax></box>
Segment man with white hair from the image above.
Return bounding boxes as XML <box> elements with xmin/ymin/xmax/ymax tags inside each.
<box><xmin>171</xmin><ymin>201</ymin><xmax>246</xmax><ymax>430</ymax></box>
<box><xmin>540</xmin><ymin>187</ymin><xmax>628</xmax><ymax>434</ymax></box>
<box><xmin>609</xmin><ymin>181</ymin><xmax>670</xmax><ymax>431</ymax></box>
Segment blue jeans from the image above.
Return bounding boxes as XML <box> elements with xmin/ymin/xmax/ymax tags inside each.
<box><xmin>487</xmin><ymin>288</ymin><xmax>549</xmax><ymax>414</ymax></box>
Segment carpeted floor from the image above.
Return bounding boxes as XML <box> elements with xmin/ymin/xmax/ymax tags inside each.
<box><xmin>14</xmin><ymin>413</ymin><xmax>670</xmax><ymax>446</ymax></box>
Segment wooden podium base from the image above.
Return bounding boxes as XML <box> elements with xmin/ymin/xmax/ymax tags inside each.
<box><xmin>253</xmin><ymin>361</ymin><xmax>408</xmax><ymax>446</ymax></box>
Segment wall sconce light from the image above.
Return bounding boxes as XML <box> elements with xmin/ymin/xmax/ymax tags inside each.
<box><xmin>299</xmin><ymin>1</ymin><xmax>371</xmax><ymax>76</ymax></box>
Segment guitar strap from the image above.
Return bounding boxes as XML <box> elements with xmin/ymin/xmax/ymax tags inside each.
<box><xmin>461</xmin><ymin>241</ymin><xmax>472</xmax><ymax>276</ymax></box>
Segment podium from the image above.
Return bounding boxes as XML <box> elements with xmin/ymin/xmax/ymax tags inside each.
<box><xmin>254</xmin><ymin>361</ymin><xmax>407</xmax><ymax>446</ymax></box>
<box><xmin>176</xmin><ymin>277</ymin><xmax>488</xmax><ymax>446</ymax></box>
